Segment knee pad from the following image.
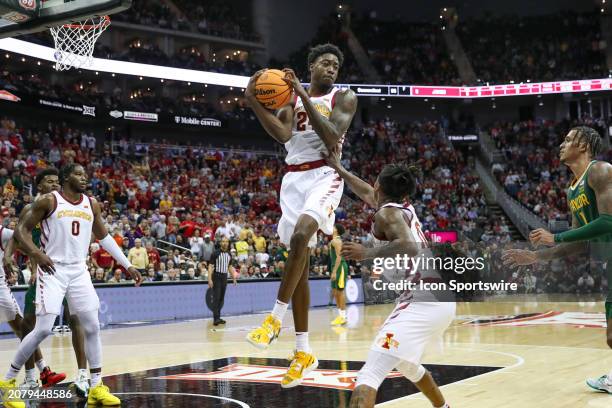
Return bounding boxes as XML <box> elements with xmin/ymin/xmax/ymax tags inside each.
<box><xmin>396</xmin><ymin>361</ymin><xmax>426</xmax><ymax>383</ymax></box>
<box><xmin>355</xmin><ymin>351</ymin><xmax>400</xmax><ymax>390</ymax></box>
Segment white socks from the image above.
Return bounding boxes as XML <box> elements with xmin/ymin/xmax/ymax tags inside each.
<box><xmin>271</xmin><ymin>300</ymin><xmax>288</xmax><ymax>322</ymax></box>
<box><xmin>339</xmin><ymin>309</ymin><xmax>346</xmax><ymax>319</ymax></box>
<box><xmin>91</xmin><ymin>371</ymin><xmax>102</xmax><ymax>387</ymax></box>
<box><xmin>35</xmin><ymin>359</ymin><xmax>47</xmax><ymax>372</ymax></box>
<box><xmin>25</xmin><ymin>368</ymin><xmax>36</xmax><ymax>381</ymax></box>
<box><xmin>436</xmin><ymin>403</ymin><xmax>450</xmax><ymax>408</ymax></box>
<box><xmin>6</xmin><ymin>365</ymin><xmax>19</xmax><ymax>380</ymax></box>
<box><xmin>296</xmin><ymin>332</ymin><xmax>311</xmax><ymax>353</ymax></box>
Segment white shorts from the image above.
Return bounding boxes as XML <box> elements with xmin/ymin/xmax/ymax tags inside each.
<box><xmin>36</xmin><ymin>263</ymin><xmax>100</xmax><ymax>316</ymax></box>
<box><xmin>278</xmin><ymin>166</ymin><xmax>344</xmax><ymax>249</ymax></box>
<box><xmin>371</xmin><ymin>301</ymin><xmax>456</xmax><ymax>365</ymax></box>
<box><xmin>0</xmin><ymin>281</ymin><xmax>21</xmax><ymax>323</ymax></box>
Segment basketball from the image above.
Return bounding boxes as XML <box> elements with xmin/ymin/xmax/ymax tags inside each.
<box><xmin>255</xmin><ymin>69</ymin><xmax>292</xmax><ymax>110</ymax></box>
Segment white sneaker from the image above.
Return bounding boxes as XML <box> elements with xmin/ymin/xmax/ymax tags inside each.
<box><xmin>73</xmin><ymin>372</ymin><xmax>90</xmax><ymax>398</ymax></box>
<box><xmin>586</xmin><ymin>375</ymin><xmax>612</xmax><ymax>394</ymax></box>
<box><xmin>21</xmin><ymin>378</ymin><xmax>39</xmax><ymax>389</ymax></box>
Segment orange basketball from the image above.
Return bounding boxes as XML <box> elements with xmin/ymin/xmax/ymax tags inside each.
<box><xmin>255</xmin><ymin>69</ymin><xmax>292</xmax><ymax>110</ymax></box>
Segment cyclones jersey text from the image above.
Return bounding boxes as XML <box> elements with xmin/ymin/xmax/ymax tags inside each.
<box><xmin>40</xmin><ymin>191</ymin><xmax>94</xmax><ymax>264</ymax></box>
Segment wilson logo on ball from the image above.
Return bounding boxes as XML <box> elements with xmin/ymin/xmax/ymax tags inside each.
<box><xmin>255</xmin><ymin>88</ymin><xmax>277</xmax><ymax>96</ymax></box>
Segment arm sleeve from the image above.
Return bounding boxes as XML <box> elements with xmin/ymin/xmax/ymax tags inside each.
<box><xmin>554</xmin><ymin>214</ymin><xmax>612</xmax><ymax>243</ymax></box>
<box><xmin>100</xmin><ymin>234</ymin><xmax>133</xmax><ymax>269</ymax></box>
<box><xmin>0</xmin><ymin>227</ymin><xmax>13</xmax><ymax>250</ymax></box>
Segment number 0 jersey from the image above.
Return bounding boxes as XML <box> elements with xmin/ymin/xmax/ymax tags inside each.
<box><xmin>285</xmin><ymin>87</ymin><xmax>342</xmax><ymax>165</ymax></box>
<box><xmin>40</xmin><ymin>191</ymin><xmax>94</xmax><ymax>264</ymax></box>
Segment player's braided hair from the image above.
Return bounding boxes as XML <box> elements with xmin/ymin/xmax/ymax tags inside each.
<box><xmin>307</xmin><ymin>43</ymin><xmax>344</xmax><ymax>69</ymax></box>
<box><xmin>59</xmin><ymin>163</ymin><xmax>79</xmax><ymax>185</ymax></box>
<box><xmin>35</xmin><ymin>167</ymin><xmax>59</xmax><ymax>186</ymax></box>
<box><xmin>378</xmin><ymin>163</ymin><xmax>421</xmax><ymax>201</ymax></box>
<box><xmin>572</xmin><ymin>126</ymin><xmax>603</xmax><ymax>157</ymax></box>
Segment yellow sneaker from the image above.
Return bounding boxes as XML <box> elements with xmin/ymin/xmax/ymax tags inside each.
<box><xmin>246</xmin><ymin>314</ymin><xmax>281</xmax><ymax>350</ymax></box>
<box><xmin>87</xmin><ymin>382</ymin><xmax>121</xmax><ymax>406</ymax></box>
<box><xmin>280</xmin><ymin>350</ymin><xmax>319</xmax><ymax>389</ymax></box>
<box><xmin>0</xmin><ymin>378</ymin><xmax>25</xmax><ymax>408</ymax></box>
<box><xmin>331</xmin><ymin>315</ymin><xmax>347</xmax><ymax>326</ymax></box>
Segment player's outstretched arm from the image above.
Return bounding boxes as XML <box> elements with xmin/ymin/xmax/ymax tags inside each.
<box><xmin>322</xmin><ymin>148</ymin><xmax>376</xmax><ymax>207</ymax></box>
<box><xmin>244</xmin><ymin>70</ymin><xmax>293</xmax><ymax>144</ymax></box>
<box><xmin>342</xmin><ymin>208</ymin><xmax>420</xmax><ymax>261</ymax></box>
<box><xmin>91</xmin><ymin>197</ymin><xmax>142</xmax><ymax>286</ymax></box>
<box><xmin>530</xmin><ymin>215</ymin><xmax>587</xmax><ymax>262</ymax></box>
<box><xmin>14</xmin><ymin>195</ymin><xmax>55</xmax><ymax>273</ymax></box>
<box><xmin>285</xmin><ymin>68</ymin><xmax>357</xmax><ymax>149</ymax></box>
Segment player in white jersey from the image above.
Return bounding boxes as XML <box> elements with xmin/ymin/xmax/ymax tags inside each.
<box><xmin>323</xmin><ymin>151</ymin><xmax>454</xmax><ymax>408</ymax></box>
<box><xmin>244</xmin><ymin>43</ymin><xmax>357</xmax><ymax>387</ymax></box>
<box><xmin>2</xmin><ymin>169</ymin><xmax>69</xmax><ymax>393</ymax></box>
<box><xmin>0</xmin><ymin>164</ymin><xmax>142</xmax><ymax>407</ymax></box>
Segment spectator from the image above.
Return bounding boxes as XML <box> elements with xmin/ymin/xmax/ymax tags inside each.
<box><xmin>92</xmin><ymin>246</ymin><xmax>114</xmax><ymax>274</ymax></box>
<box><xmin>201</xmin><ymin>233</ymin><xmax>215</xmax><ymax>262</ymax></box>
<box><xmin>189</xmin><ymin>229</ymin><xmax>204</xmax><ymax>260</ymax></box>
<box><xmin>127</xmin><ymin>238</ymin><xmax>149</xmax><ymax>275</ymax></box>
<box><xmin>145</xmin><ymin>242</ymin><xmax>161</xmax><ymax>270</ymax></box>
<box><xmin>92</xmin><ymin>268</ymin><xmax>106</xmax><ymax>284</ymax></box>
<box><xmin>108</xmin><ymin>269</ymin><xmax>125</xmax><ymax>284</ymax></box>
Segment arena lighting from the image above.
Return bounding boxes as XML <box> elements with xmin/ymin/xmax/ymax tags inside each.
<box><xmin>2</xmin><ymin>38</ymin><xmax>612</xmax><ymax>99</ymax></box>
<box><xmin>0</xmin><ymin>38</ymin><xmax>250</xmax><ymax>88</ymax></box>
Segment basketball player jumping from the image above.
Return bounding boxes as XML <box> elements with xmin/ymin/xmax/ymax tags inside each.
<box><xmin>0</xmin><ymin>164</ymin><xmax>142</xmax><ymax>407</ymax></box>
<box><xmin>503</xmin><ymin>126</ymin><xmax>612</xmax><ymax>394</ymax></box>
<box><xmin>4</xmin><ymin>168</ymin><xmax>88</xmax><ymax>395</ymax></box>
<box><xmin>330</xmin><ymin>224</ymin><xmax>349</xmax><ymax>326</ymax></box>
<box><xmin>324</xmin><ymin>150</ymin><xmax>454</xmax><ymax>408</ymax></box>
<box><xmin>244</xmin><ymin>43</ymin><xmax>357</xmax><ymax>387</ymax></box>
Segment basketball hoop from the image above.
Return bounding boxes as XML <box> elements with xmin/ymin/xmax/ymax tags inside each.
<box><xmin>50</xmin><ymin>15</ymin><xmax>110</xmax><ymax>71</ymax></box>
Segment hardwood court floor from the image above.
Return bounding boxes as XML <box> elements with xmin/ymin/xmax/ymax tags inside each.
<box><xmin>0</xmin><ymin>300</ymin><xmax>610</xmax><ymax>407</ymax></box>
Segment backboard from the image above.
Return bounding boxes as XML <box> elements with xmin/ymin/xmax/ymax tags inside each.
<box><xmin>0</xmin><ymin>0</ymin><xmax>131</xmax><ymax>39</ymax></box>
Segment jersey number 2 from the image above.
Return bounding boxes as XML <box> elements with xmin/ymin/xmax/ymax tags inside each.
<box><xmin>72</xmin><ymin>221</ymin><xmax>80</xmax><ymax>236</ymax></box>
<box><xmin>296</xmin><ymin>112</ymin><xmax>308</xmax><ymax>131</ymax></box>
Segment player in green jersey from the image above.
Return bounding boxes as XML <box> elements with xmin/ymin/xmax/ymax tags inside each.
<box><xmin>329</xmin><ymin>224</ymin><xmax>349</xmax><ymax>326</ymax></box>
<box><xmin>503</xmin><ymin>126</ymin><xmax>612</xmax><ymax>394</ymax></box>
<box><xmin>3</xmin><ymin>168</ymin><xmax>88</xmax><ymax>396</ymax></box>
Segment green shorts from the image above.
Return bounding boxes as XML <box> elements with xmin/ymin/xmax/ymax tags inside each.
<box><xmin>606</xmin><ymin>302</ymin><xmax>612</xmax><ymax>320</ymax></box>
<box><xmin>24</xmin><ymin>283</ymin><xmax>68</xmax><ymax>316</ymax></box>
<box><xmin>331</xmin><ymin>263</ymin><xmax>348</xmax><ymax>291</ymax></box>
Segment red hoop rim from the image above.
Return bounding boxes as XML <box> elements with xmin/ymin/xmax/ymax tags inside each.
<box><xmin>61</xmin><ymin>15</ymin><xmax>111</xmax><ymax>30</ymax></box>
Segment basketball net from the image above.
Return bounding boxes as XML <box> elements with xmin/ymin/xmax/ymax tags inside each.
<box><xmin>49</xmin><ymin>15</ymin><xmax>110</xmax><ymax>71</ymax></box>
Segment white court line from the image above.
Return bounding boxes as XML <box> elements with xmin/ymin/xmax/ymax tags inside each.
<box><xmin>113</xmin><ymin>392</ymin><xmax>250</xmax><ymax>407</ymax></box>
<box><xmin>375</xmin><ymin>348</ymin><xmax>525</xmax><ymax>407</ymax></box>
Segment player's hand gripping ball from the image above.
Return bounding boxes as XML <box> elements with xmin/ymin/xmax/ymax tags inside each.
<box><xmin>255</xmin><ymin>69</ymin><xmax>292</xmax><ymax>110</ymax></box>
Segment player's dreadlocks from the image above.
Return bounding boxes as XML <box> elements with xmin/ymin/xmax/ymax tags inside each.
<box><xmin>307</xmin><ymin>43</ymin><xmax>344</xmax><ymax>69</ymax></box>
<box><xmin>572</xmin><ymin>126</ymin><xmax>603</xmax><ymax>157</ymax></box>
<box><xmin>378</xmin><ymin>164</ymin><xmax>421</xmax><ymax>201</ymax></box>
<box><xmin>35</xmin><ymin>167</ymin><xmax>59</xmax><ymax>186</ymax></box>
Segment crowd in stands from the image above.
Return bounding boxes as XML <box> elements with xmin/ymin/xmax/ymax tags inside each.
<box><xmin>351</xmin><ymin>12</ymin><xmax>461</xmax><ymax>85</ymax></box>
<box><xmin>459</xmin><ymin>11</ymin><xmax>608</xmax><ymax>84</ymax></box>
<box><xmin>0</xmin><ymin>113</ymin><xmax>514</xmax><ymax>288</ymax></box>
<box><xmin>488</xmin><ymin>116</ymin><xmax>609</xmax><ymax>221</ymax></box>
<box><xmin>114</xmin><ymin>0</ymin><xmax>260</xmax><ymax>42</ymax></box>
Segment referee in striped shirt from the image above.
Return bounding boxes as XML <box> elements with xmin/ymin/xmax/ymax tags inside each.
<box><xmin>208</xmin><ymin>238</ymin><xmax>237</xmax><ymax>326</ymax></box>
